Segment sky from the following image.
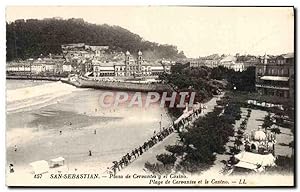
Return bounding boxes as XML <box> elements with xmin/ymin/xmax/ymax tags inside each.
<box><xmin>6</xmin><ymin>6</ymin><xmax>294</xmax><ymax>58</ymax></box>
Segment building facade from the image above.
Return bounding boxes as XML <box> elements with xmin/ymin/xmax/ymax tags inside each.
<box><xmin>6</xmin><ymin>56</ymin><xmax>71</xmax><ymax>75</ymax></box>
<box><xmin>61</xmin><ymin>43</ymin><xmax>109</xmax><ymax>68</ymax></box>
<box><xmin>92</xmin><ymin>51</ymin><xmax>171</xmax><ymax>78</ymax></box>
<box><xmin>255</xmin><ymin>53</ymin><xmax>294</xmax><ymax>98</ymax></box>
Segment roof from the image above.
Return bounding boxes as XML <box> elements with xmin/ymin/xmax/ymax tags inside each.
<box><xmin>151</xmin><ymin>66</ymin><xmax>164</xmax><ymax>70</ymax></box>
<box><xmin>282</xmin><ymin>53</ymin><xmax>294</xmax><ymax>59</ymax></box>
<box><xmin>220</xmin><ymin>55</ymin><xmax>237</xmax><ymax>63</ymax></box>
<box><xmin>29</xmin><ymin>160</ymin><xmax>49</xmax><ymax>174</ymax></box>
<box><xmin>144</xmin><ymin>62</ymin><xmax>163</xmax><ymax>66</ymax></box>
<box><xmin>50</xmin><ymin>157</ymin><xmax>65</xmax><ymax>162</ymax></box>
<box><xmin>99</xmin><ymin>66</ymin><xmax>114</xmax><ymax>71</ymax></box>
<box><xmin>94</xmin><ymin>61</ymin><xmax>122</xmax><ymax>67</ymax></box>
<box><xmin>234</xmin><ymin>161</ymin><xmax>258</xmax><ymax>170</ymax></box>
<box><xmin>253</xmin><ymin>130</ymin><xmax>267</xmax><ymax>141</ymax></box>
<box><xmin>235</xmin><ymin>151</ymin><xmax>276</xmax><ymax>167</ymax></box>
<box><xmin>260</xmin><ymin>76</ymin><xmax>289</xmax><ymax>81</ymax></box>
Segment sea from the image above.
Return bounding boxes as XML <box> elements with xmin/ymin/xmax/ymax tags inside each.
<box><xmin>6</xmin><ymin>79</ymin><xmax>172</xmax><ymax>172</ymax></box>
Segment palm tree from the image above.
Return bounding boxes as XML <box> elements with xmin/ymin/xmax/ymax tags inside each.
<box><xmin>234</xmin><ymin>139</ymin><xmax>243</xmax><ymax>150</ymax></box>
<box><xmin>262</xmin><ymin>113</ymin><xmax>273</xmax><ymax>131</ymax></box>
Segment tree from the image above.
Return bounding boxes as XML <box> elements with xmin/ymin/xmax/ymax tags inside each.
<box><xmin>156</xmin><ymin>154</ymin><xmax>177</xmax><ymax>167</ymax></box>
<box><xmin>6</xmin><ymin>18</ymin><xmax>186</xmax><ymax>61</ymax></box>
<box><xmin>234</xmin><ymin>139</ymin><xmax>243</xmax><ymax>150</ymax></box>
<box><xmin>262</xmin><ymin>113</ymin><xmax>273</xmax><ymax>131</ymax></box>
<box><xmin>270</xmin><ymin>127</ymin><xmax>281</xmax><ymax>135</ymax></box>
<box><xmin>237</xmin><ymin>129</ymin><xmax>244</xmax><ymax>135</ymax></box>
<box><xmin>165</xmin><ymin>145</ymin><xmax>185</xmax><ymax>156</ymax></box>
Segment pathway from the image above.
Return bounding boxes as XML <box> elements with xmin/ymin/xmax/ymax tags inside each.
<box><xmin>120</xmin><ymin>93</ymin><xmax>224</xmax><ymax>174</ymax></box>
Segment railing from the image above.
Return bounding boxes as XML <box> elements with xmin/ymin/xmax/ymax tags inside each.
<box><xmin>255</xmin><ymin>84</ymin><xmax>289</xmax><ymax>90</ymax></box>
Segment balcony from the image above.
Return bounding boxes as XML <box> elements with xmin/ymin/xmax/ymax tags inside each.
<box><xmin>255</xmin><ymin>84</ymin><xmax>289</xmax><ymax>90</ymax></box>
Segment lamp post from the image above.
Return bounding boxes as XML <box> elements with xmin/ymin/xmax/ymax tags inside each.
<box><xmin>159</xmin><ymin>114</ymin><xmax>162</xmax><ymax>132</ymax></box>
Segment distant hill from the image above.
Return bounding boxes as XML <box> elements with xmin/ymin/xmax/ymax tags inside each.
<box><xmin>6</xmin><ymin>18</ymin><xmax>186</xmax><ymax>61</ymax></box>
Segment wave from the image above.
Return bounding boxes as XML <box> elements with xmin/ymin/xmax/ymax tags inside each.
<box><xmin>6</xmin><ymin>81</ymin><xmax>84</xmax><ymax>113</ymax></box>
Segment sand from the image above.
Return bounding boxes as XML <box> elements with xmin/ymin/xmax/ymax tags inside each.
<box><xmin>6</xmin><ymin>81</ymin><xmax>172</xmax><ymax>185</ymax></box>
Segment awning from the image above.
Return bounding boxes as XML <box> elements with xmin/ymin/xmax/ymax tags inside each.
<box><xmin>50</xmin><ymin>157</ymin><xmax>65</xmax><ymax>163</ymax></box>
<box><xmin>235</xmin><ymin>151</ymin><xmax>276</xmax><ymax>167</ymax></box>
<box><xmin>234</xmin><ymin>161</ymin><xmax>258</xmax><ymax>170</ymax></box>
<box><xmin>99</xmin><ymin>66</ymin><xmax>114</xmax><ymax>71</ymax></box>
<box><xmin>260</xmin><ymin>76</ymin><xmax>289</xmax><ymax>81</ymax></box>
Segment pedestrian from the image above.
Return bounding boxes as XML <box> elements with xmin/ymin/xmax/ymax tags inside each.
<box><xmin>59</xmin><ymin>130</ymin><xmax>62</xmax><ymax>135</ymax></box>
<box><xmin>126</xmin><ymin>153</ymin><xmax>131</xmax><ymax>162</ymax></box>
<box><xmin>139</xmin><ymin>146</ymin><xmax>143</xmax><ymax>155</ymax></box>
<box><xmin>131</xmin><ymin>150</ymin><xmax>136</xmax><ymax>159</ymax></box>
<box><xmin>112</xmin><ymin>166</ymin><xmax>116</xmax><ymax>176</ymax></box>
<box><xmin>113</xmin><ymin>161</ymin><xmax>119</xmax><ymax>173</ymax></box>
<box><xmin>94</xmin><ymin>129</ymin><xmax>97</xmax><ymax>134</ymax></box>
<box><xmin>143</xmin><ymin>142</ymin><xmax>148</xmax><ymax>151</ymax></box>
<box><xmin>89</xmin><ymin>150</ymin><xmax>92</xmax><ymax>156</ymax></box>
<box><xmin>14</xmin><ymin>145</ymin><xmax>17</xmax><ymax>152</ymax></box>
<box><xmin>9</xmin><ymin>164</ymin><xmax>14</xmax><ymax>173</ymax></box>
<box><xmin>119</xmin><ymin>160</ymin><xmax>123</xmax><ymax>168</ymax></box>
<box><xmin>148</xmin><ymin>139</ymin><xmax>154</xmax><ymax>148</ymax></box>
<box><xmin>135</xmin><ymin>148</ymin><xmax>139</xmax><ymax>156</ymax></box>
<box><xmin>123</xmin><ymin>156</ymin><xmax>128</xmax><ymax>166</ymax></box>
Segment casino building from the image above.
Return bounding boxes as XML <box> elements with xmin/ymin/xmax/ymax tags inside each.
<box><xmin>92</xmin><ymin>50</ymin><xmax>171</xmax><ymax>78</ymax></box>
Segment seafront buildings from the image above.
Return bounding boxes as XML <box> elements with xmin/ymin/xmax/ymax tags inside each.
<box><xmin>188</xmin><ymin>54</ymin><xmax>259</xmax><ymax>72</ymax></box>
<box><xmin>6</xmin><ymin>43</ymin><xmax>172</xmax><ymax>79</ymax></box>
<box><xmin>255</xmin><ymin>53</ymin><xmax>294</xmax><ymax>98</ymax></box>
<box><xmin>6</xmin><ymin>42</ymin><xmax>294</xmax><ymax>99</ymax></box>
<box><xmin>6</xmin><ymin>55</ymin><xmax>72</xmax><ymax>75</ymax></box>
<box><xmin>92</xmin><ymin>50</ymin><xmax>171</xmax><ymax>78</ymax></box>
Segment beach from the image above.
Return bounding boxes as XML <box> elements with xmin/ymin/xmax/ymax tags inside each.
<box><xmin>6</xmin><ymin>80</ymin><xmax>172</xmax><ymax>184</ymax></box>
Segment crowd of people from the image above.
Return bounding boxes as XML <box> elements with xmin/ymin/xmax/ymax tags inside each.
<box><xmin>109</xmin><ymin>107</ymin><xmax>203</xmax><ymax>175</ymax></box>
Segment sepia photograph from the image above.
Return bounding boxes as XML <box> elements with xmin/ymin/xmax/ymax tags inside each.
<box><xmin>5</xmin><ymin>6</ymin><xmax>295</xmax><ymax>187</ymax></box>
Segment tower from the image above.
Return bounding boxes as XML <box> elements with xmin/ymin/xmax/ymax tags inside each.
<box><xmin>125</xmin><ymin>51</ymin><xmax>130</xmax><ymax>76</ymax></box>
<box><xmin>137</xmin><ymin>50</ymin><xmax>142</xmax><ymax>76</ymax></box>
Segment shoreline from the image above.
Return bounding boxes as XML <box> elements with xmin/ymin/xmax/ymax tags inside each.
<box><xmin>61</xmin><ymin>77</ymin><xmax>171</xmax><ymax>92</ymax></box>
<box><xmin>6</xmin><ymin>75</ymin><xmax>172</xmax><ymax>92</ymax></box>
<box><xmin>6</xmin><ymin>75</ymin><xmax>62</xmax><ymax>81</ymax></box>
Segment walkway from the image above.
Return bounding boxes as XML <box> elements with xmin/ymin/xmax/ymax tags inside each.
<box><xmin>120</xmin><ymin>93</ymin><xmax>224</xmax><ymax>174</ymax></box>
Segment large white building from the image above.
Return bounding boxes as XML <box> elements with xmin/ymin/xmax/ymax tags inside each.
<box><xmin>91</xmin><ymin>51</ymin><xmax>172</xmax><ymax>78</ymax></box>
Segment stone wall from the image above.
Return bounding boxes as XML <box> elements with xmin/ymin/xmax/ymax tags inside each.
<box><xmin>62</xmin><ymin>78</ymin><xmax>171</xmax><ymax>92</ymax></box>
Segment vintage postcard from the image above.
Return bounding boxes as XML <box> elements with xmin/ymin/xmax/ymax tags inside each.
<box><xmin>6</xmin><ymin>6</ymin><xmax>295</xmax><ymax>187</ymax></box>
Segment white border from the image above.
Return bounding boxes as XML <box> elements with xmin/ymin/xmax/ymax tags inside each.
<box><xmin>1</xmin><ymin>1</ymin><xmax>298</xmax><ymax>192</ymax></box>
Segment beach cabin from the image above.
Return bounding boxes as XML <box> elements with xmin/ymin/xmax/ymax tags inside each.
<box><xmin>29</xmin><ymin>160</ymin><xmax>49</xmax><ymax>174</ymax></box>
<box><xmin>50</xmin><ymin>157</ymin><xmax>65</xmax><ymax>168</ymax></box>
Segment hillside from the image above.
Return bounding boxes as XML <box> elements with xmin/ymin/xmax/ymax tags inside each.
<box><xmin>6</xmin><ymin>18</ymin><xmax>186</xmax><ymax>61</ymax></box>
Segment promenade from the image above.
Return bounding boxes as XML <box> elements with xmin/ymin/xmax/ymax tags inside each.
<box><xmin>119</xmin><ymin>93</ymin><xmax>224</xmax><ymax>174</ymax></box>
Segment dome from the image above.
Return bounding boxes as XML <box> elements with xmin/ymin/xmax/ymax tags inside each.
<box><xmin>138</xmin><ymin>50</ymin><xmax>142</xmax><ymax>56</ymax></box>
<box><xmin>125</xmin><ymin>51</ymin><xmax>130</xmax><ymax>55</ymax></box>
<box><xmin>253</xmin><ymin>130</ymin><xmax>266</xmax><ymax>141</ymax></box>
